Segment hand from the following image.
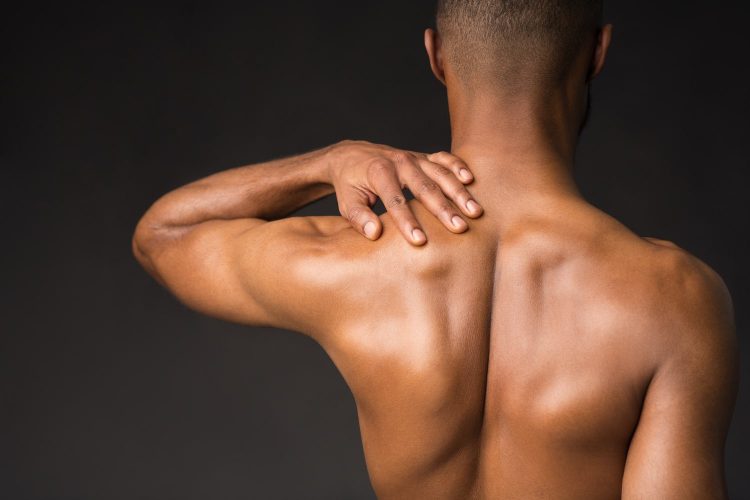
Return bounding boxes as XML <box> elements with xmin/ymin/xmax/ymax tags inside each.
<box><xmin>326</xmin><ymin>139</ymin><xmax>483</xmax><ymax>245</ymax></box>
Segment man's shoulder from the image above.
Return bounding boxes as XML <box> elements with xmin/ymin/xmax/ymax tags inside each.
<box><xmin>555</xmin><ymin>205</ymin><xmax>731</xmax><ymax>320</ymax></box>
<box><xmin>624</xmin><ymin>236</ymin><xmax>731</xmax><ymax>319</ymax></box>
<box><xmin>640</xmin><ymin>238</ymin><xmax>734</xmax><ymax>338</ymax></box>
<box><xmin>587</xmin><ymin>231</ymin><xmax>735</xmax><ymax>358</ymax></box>
<box><xmin>625</xmin><ymin>238</ymin><xmax>739</xmax><ymax>427</ymax></box>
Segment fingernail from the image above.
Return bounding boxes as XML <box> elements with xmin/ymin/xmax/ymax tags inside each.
<box><xmin>364</xmin><ymin>221</ymin><xmax>377</xmax><ymax>239</ymax></box>
<box><xmin>459</xmin><ymin>168</ymin><xmax>472</xmax><ymax>181</ymax></box>
<box><xmin>467</xmin><ymin>199</ymin><xmax>481</xmax><ymax>213</ymax></box>
<box><xmin>411</xmin><ymin>228</ymin><xmax>426</xmax><ymax>243</ymax></box>
<box><xmin>451</xmin><ymin>215</ymin><xmax>466</xmax><ymax>229</ymax></box>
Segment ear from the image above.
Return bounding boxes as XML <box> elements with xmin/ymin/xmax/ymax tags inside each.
<box><xmin>588</xmin><ymin>24</ymin><xmax>613</xmax><ymax>81</ymax></box>
<box><xmin>424</xmin><ymin>28</ymin><xmax>446</xmax><ymax>86</ymax></box>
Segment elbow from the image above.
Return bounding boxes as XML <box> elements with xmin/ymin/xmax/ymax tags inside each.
<box><xmin>132</xmin><ymin>212</ymin><xmax>170</xmax><ymax>277</ymax></box>
<box><xmin>131</xmin><ymin>219</ymin><xmax>151</xmax><ymax>267</ymax></box>
<box><xmin>132</xmin><ymin>206</ymin><xmax>194</xmax><ymax>286</ymax></box>
<box><xmin>132</xmin><ymin>214</ymin><xmax>156</xmax><ymax>267</ymax></box>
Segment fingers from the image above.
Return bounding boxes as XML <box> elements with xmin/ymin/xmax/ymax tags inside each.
<box><xmin>402</xmin><ymin>159</ymin><xmax>472</xmax><ymax>234</ymax></box>
<box><xmin>339</xmin><ymin>149</ymin><xmax>481</xmax><ymax>245</ymax></box>
<box><xmin>418</xmin><ymin>157</ymin><xmax>483</xmax><ymax>219</ymax></box>
<box><xmin>338</xmin><ymin>189</ymin><xmax>383</xmax><ymax>241</ymax></box>
<box><xmin>367</xmin><ymin>158</ymin><xmax>427</xmax><ymax>246</ymax></box>
<box><xmin>427</xmin><ymin>151</ymin><xmax>474</xmax><ymax>184</ymax></box>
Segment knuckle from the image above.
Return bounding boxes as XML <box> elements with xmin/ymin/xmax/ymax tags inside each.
<box><xmin>435</xmin><ymin>164</ymin><xmax>452</xmax><ymax>176</ymax></box>
<box><xmin>367</xmin><ymin>160</ymin><xmax>393</xmax><ymax>184</ymax></box>
<box><xmin>439</xmin><ymin>201</ymin><xmax>454</xmax><ymax>214</ymax></box>
<box><xmin>385</xmin><ymin>194</ymin><xmax>406</xmax><ymax>209</ymax></box>
<box><xmin>391</xmin><ymin>151</ymin><xmax>412</xmax><ymax>165</ymax></box>
<box><xmin>368</xmin><ymin>158</ymin><xmax>393</xmax><ymax>174</ymax></box>
<box><xmin>416</xmin><ymin>179</ymin><xmax>440</xmax><ymax>196</ymax></box>
<box><xmin>450</xmin><ymin>184</ymin><xmax>468</xmax><ymax>198</ymax></box>
<box><xmin>346</xmin><ymin>205</ymin><xmax>366</xmax><ymax>223</ymax></box>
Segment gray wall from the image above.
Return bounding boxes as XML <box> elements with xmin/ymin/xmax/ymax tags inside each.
<box><xmin>2</xmin><ymin>2</ymin><xmax>748</xmax><ymax>498</ymax></box>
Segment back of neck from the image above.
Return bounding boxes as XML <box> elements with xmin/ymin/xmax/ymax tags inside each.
<box><xmin>446</xmin><ymin>86</ymin><xmax>585</xmax><ymax>225</ymax></box>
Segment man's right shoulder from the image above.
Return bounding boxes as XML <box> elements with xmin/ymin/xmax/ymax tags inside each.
<box><xmin>636</xmin><ymin>236</ymin><xmax>732</xmax><ymax>320</ymax></box>
<box><xmin>600</xmin><ymin>234</ymin><xmax>737</xmax><ymax>371</ymax></box>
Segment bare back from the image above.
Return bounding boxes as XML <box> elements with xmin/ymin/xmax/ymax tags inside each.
<box><xmin>135</xmin><ymin>141</ymin><xmax>737</xmax><ymax>498</ymax></box>
<box><xmin>313</xmin><ymin>196</ymin><xmax>710</xmax><ymax>499</ymax></box>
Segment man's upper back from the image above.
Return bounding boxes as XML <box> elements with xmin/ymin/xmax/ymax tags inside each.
<box><xmin>301</xmin><ymin>196</ymin><xmax>737</xmax><ymax>499</ymax></box>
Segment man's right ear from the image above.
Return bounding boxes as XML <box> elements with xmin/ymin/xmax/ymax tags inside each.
<box><xmin>588</xmin><ymin>24</ymin><xmax>613</xmax><ymax>82</ymax></box>
<box><xmin>424</xmin><ymin>28</ymin><xmax>446</xmax><ymax>86</ymax></box>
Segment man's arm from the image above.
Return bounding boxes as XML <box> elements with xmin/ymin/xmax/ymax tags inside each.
<box><xmin>621</xmin><ymin>256</ymin><xmax>739</xmax><ymax>499</ymax></box>
<box><xmin>132</xmin><ymin>141</ymin><xmax>481</xmax><ymax>338</ymax></box>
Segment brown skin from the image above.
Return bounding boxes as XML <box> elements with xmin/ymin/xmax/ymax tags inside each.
<box><xmin>133</xmin><ymin>21</ymin><xmax>739</xmax><ymax>500</ymax></box>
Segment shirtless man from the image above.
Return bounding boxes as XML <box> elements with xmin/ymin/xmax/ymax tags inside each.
<box><xmin>132</xmin><ymin>1</ymin><xmax>739</xmax><ymax>498</ymax></box>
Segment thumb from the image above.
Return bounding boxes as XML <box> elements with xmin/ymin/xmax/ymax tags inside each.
<box><xmin>339</xmin><ymin>191</ymin><xmax>382</xmax><ymax>240</ymax></box>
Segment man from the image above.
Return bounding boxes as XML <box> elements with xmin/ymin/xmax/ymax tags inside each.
<box><xmin>132</xmin><ymin>1</ymin><xmax>739</xmax><ymax>498</ymax></box>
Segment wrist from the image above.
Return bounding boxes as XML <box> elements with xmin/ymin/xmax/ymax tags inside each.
<box><xmin>322</xmin><ymin>140</ymin><xmax>352</xmax><ymax>183</ymax></box>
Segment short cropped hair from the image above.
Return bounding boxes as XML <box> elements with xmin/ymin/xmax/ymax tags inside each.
<box><xmin>436</xmin><ymin>0</ymin><xmax>603</xmax><ymax>89</ymax></box>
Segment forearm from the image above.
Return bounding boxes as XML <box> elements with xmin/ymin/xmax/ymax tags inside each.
<box><xmin>132</xmin><ymin>138</ymin><xmax>480</xmax><ymax>260</ymax></box>
<box><xmin>140</xmin><ymin>145</ymin><xmax>336</xmax><ymax>231</ymax></box>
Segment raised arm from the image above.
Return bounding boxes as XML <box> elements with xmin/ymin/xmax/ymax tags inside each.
<box><xmin>132</xmin><ymin>141</ymin><xmax>482</xmax><ymax>336</ymax></box>
<box><xmin>621</xmin><ymin>256</ymin><xmax>739</xmax><ymax>499</ymax></box>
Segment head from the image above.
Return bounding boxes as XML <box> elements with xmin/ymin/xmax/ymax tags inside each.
<box><xmin>426</xmin><ymin>0</ymin><xmax>613</xmax><ymax>133</ymax></box>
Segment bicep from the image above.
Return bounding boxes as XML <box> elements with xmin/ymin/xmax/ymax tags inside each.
<box><xmin>147</xmin><ymin>216</ymin><xmax>347</xmax><ymax>338</ymax></box>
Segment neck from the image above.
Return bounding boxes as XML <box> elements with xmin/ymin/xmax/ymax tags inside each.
<box><xmin>447</xmin><ymin>84</ymin><xmax>585</xmax><ymax>220</ymax></box>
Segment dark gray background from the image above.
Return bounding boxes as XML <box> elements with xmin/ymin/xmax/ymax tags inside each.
<box><xmin>2</xmin><ymin>1</ymin><xmax>748</xmax><ymax>498</ymax></box>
